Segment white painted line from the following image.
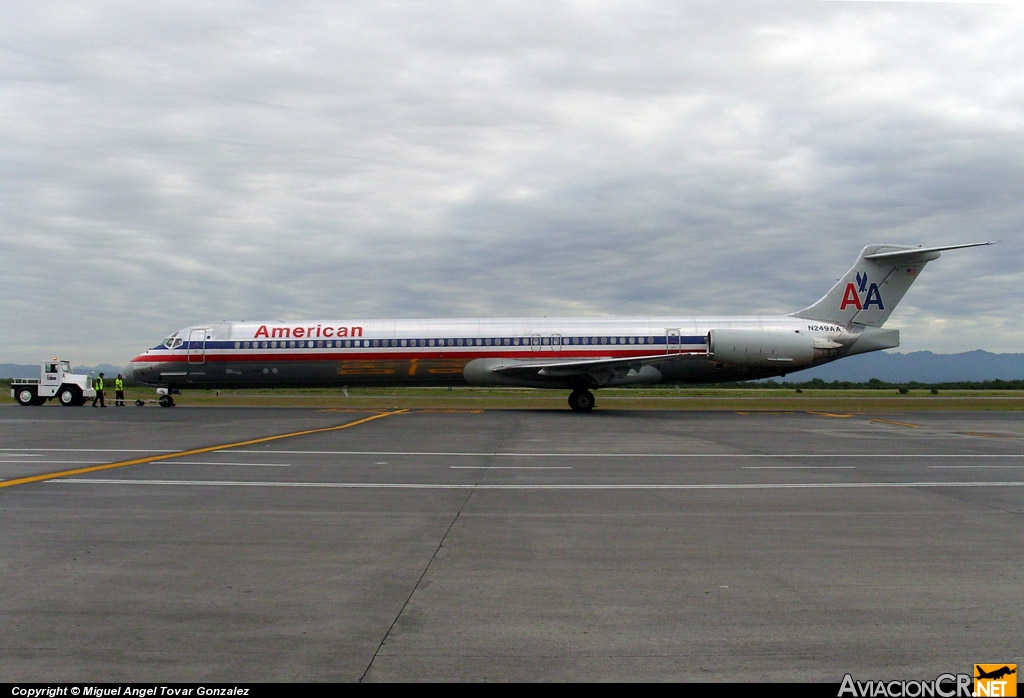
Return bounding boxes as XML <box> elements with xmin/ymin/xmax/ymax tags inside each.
<box><xmin>742</xmin><ymin>466</ymin><xmax>856</xmax><ymax>470</ymax></box>
<box><xmin>0</xmin><ymin>448</ymin><xmax>179</xmax><ymax>453</ymax></box>
<box><xmin>927</xmin><ymin>465</ymin><xmax>1024</xmax><ymax>469</ymax></box>
<box><xmin>0</xmin><ymin>460</ymin><xmax>109</xmax><ymax>465</ymax></box>
<box><xmin>449</xmin><ymin>466</ymin><xmax>573</xmax><ymax>470</ymax></box>
<box><xmin>226</xmin><ymin>449</ymin><xmax>1022</xmax><ymax>458</ymax></box>
<box><xmin>168</xmin><ymin>461</ymin><xmax>292</xmax><ymax>467</ymax></box>
<box><xmin>49</xmin><ymin>479</ymin><xmax>1024</xmax><ymax>490</ymax></box>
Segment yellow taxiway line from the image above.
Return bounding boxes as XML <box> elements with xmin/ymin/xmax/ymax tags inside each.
<box><xmin>0</xmin><ymin>409</ymin><xmax>408</xmax><ymax>490</ymax></box>
<box><xmin>870</xmin><ymin>418</ymin><xmax>922</xmax><ymax>428</ymax></box>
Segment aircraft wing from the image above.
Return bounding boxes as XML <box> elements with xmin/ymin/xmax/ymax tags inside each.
<box><xmin>488</xmin><ymin>352</ymin><xmax>705</xmax><ymax>385</ymax></box>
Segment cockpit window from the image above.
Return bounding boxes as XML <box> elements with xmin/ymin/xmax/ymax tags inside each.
<box><xmin>162</xmin><ymin>333</ymin><xmax>184</xmax><ymax>350</ymax></box>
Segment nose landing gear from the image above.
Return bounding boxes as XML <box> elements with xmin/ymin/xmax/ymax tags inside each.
<box><xmin>135</xmin><ymin>387</ymin><xmax>179</xmax><ymax>407</ymax></box>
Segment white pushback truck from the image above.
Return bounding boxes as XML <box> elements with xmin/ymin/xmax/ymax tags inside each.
<box><xmin>10</xmin><ymin>360</ymin><xmax>97</xmax><ymax>406</ymax></box>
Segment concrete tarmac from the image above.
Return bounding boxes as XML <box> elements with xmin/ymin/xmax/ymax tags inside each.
<box><xmin>1</xmin><ymin>404</ymin><xmax>1021</xmax><ymax>682</ymax></box>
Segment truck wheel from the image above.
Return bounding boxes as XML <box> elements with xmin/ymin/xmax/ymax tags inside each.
<box><xmin>16</xmin><ymin>388</ymin><xmax>36</xmax><ymax>406</ymax></box>
<box><xmin>32</xmin><ymin>396</ymin><xmax>48</xmax><ymax>406</ymax></box>
<box><xmin>58</xmin><ymin>386</ymin><xmax>80</xmax><ymax>407</ymax></box>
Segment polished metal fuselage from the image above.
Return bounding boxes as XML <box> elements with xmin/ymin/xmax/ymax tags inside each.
<box><xmin>125</xmin><ymin>315</ymin><xmax>874</xmax><ymax>390</ymax></box>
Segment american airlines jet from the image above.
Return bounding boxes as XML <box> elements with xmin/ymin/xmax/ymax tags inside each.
<box><xmin>124</xmin><ymin>243</ymin><xmax>991</xmax><ymax>410</ymax></box>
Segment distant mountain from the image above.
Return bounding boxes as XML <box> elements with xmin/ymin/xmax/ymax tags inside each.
<box><xmin>784</xmin><ymin>350</ymin><xmax>1024</xmax><ymax>384</ymax></box>
<box><xmin>1</xmin><ymin>363</ymin><xmax>123</xmax><ymax>380</ymax></box>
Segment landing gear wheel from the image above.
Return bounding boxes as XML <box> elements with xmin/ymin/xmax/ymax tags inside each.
<box><xmin>158</xmin><ymin>395</ymin><xmax>175</xmax><ymax>408</ymax></box>
<box><xmin>58</xmin><ymin>386</ymin><xmax>80</xmax><ymax>407</ymax></box>
<box><xmin>568</xmin><ymin>390</ymin><xmax>596</xmax><ymax>412</ymax></box>
<box><xmin>16</xmin><ymin>388</ymin><xmax>36</xmax><ymax>406</ymax></box>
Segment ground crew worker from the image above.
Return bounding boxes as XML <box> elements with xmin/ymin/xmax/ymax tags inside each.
<box><xmin>92</xmin><ymin>372</ymin><xmax>106</xmax><ymax>407</ymax></box>
<box><xmin>115</xmin><ymin>374</ymin><xmax>125</xmax><ymax>407</ymax></box>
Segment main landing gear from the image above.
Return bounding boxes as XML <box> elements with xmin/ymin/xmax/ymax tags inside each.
<box><xmin>568</xmin><ymin>389</ymin><xmax>596</xmax><ymax>412</ymax></box>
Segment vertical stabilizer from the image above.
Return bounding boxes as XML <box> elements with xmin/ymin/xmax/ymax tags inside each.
<box><xmin>792</xmin><ymin>242</ymin><xmax>993</xmax><ymax>327</ymax></box>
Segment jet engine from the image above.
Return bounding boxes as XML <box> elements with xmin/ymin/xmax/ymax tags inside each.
<box><xmin>707</xmin><ymin>328</ymin><xmax>816</xmax><ymax>368</ymax></box>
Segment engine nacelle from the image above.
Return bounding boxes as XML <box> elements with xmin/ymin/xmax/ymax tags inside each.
<box><xmin>708</xmin><ymin>328</ymin><xmax>816</xmax><ymax>368</ymax></box>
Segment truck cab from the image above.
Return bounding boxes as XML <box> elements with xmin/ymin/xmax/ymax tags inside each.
<box><xmin>11</xmin><ymin>360</ymin><xmax>97</xmax><ymax>406</ymax></box>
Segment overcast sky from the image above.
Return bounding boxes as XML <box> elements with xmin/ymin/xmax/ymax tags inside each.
<box><xmin>2</xmin><ymin>0</ymin><xmax>1021</xmax><ymax>366</ymax></box>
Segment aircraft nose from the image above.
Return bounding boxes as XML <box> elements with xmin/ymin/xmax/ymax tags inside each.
<box><xmin>122</xmin><ymin>363</ymin><xmax>134</xmax><ymax>382</ymax></box>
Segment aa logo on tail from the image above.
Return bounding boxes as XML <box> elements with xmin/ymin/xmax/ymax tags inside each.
<box><xmin>840</xmin><ymin>271</ymin><xmax>884</xmax><ymax>311</ymax></box>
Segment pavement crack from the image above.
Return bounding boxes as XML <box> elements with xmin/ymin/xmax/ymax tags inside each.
<box><xmin>359</xmin><ymin>487</ymin><xmax>475</xmax><ymax>682</ymax></box>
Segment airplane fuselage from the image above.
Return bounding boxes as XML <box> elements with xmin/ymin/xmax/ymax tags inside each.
<box><xmin>124</xmin><ymin>315</ymin><xmax>884</xmax><ymax>390</ymax></box>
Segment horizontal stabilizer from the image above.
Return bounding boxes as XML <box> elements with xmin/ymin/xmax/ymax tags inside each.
<box><xmin>863</xmin><ymin>242</ymin><xmax>995</xmax><ymax>261</ymax></box>
<box><xmin>793</xmin><ymin>242</ymin><xmax>995</xmax><ymax>328</ymax></box>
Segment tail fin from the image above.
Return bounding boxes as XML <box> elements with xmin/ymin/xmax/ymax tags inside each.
<box><xmin>792</xmin><ymin>242</ymin><xmax>994</xmax><ymax>327</ymax></box>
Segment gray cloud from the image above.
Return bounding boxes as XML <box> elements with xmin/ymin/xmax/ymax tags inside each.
<box><xmin>1</xmin><ymin>1</ymin><xmax>1020</xmax><ymax>365</ymax></box>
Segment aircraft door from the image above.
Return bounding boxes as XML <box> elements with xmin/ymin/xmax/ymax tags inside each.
<box><xmin>187</xmin><ymin>328</ymin><xmax>207</xmax><ymax>365</ymax></box>
<box><xmin>43</xmin><ymin>363</ymin><xmax>60</xmax><ymax>389</ymax></box>
<box><xmin>665</xmin><ymin>328</ymin><xmax>682</xmax><ymax>354</ymax></box>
